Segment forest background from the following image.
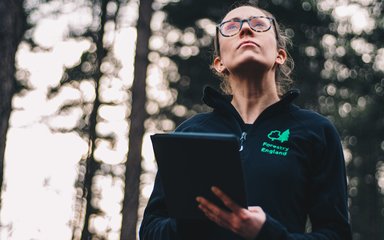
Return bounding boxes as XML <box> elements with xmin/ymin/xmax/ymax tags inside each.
<box><xmin>0</xmin><ymin>0</ymin><xmax>383</xmax><ymax>239</ymax></box>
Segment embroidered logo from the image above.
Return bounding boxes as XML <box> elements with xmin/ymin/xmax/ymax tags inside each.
<box><xmin>267</xmin><ymin>129</ymin><xmax>290</xmax><ymax>143</ymax></box>
<box><xmin>261</xmin><ymin>129</ymin><xmax>290</xmax><ymax>156</ymax></box>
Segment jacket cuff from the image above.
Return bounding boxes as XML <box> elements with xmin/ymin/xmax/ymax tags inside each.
<box><xmin>256</xmin><ymin>214</ymin><xmax>286</xmax><ymax>240</ymax></box>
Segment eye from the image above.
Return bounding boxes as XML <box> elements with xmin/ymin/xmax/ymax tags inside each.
<box><xmin>249</xmin><ymin>17</ymin><xmax>269</xmax><ymax>29</ymax></box>
<box><xmin>223</xmin><ymin>21</ymin><xmax>240</xmax><ymax>31</ymax></box>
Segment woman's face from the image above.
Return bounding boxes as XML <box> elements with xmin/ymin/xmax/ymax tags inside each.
<box><xmin>214</xmin><ymin>6</ymin><xmax>285</xmax><ymax>76</ymax></box>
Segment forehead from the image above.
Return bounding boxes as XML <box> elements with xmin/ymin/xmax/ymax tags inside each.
<box><xmin>223</xmin><ymin>6</ymin><xmax>266</xmax><ymax>21</ymax></box>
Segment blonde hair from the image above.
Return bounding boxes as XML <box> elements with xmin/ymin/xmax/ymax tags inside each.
<box><xmin>212</xmin><ymin>2</ymin><xmax>294</xmax><ymax>97</ymax></box>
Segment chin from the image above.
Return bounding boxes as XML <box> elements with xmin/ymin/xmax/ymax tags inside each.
<box><xmin>233</xmin><ymin>57</ymin><xmax>270</xmax><ymax>71</ymax></box>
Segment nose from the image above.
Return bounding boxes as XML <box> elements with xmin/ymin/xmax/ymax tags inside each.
<box><xmin>239</xmin><ymin>20</ymin><xmax>254</xmax><ymax>37</ymax></box>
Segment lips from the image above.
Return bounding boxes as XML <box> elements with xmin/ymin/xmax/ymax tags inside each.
<box><xmin>237</xmin><ymin>40</ymin><xmax>259</xmax><ymax>49</ymax></box>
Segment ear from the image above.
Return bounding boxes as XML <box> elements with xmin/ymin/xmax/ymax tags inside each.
<box><xmin>275</xmin><ymin>49</ymin><xmax>287</xmax><ymax>65</ymax></box>
<box><xmin>213</xmin><ymin>57</ymin><xmax>227</xmax><ymax>73</ymax></box>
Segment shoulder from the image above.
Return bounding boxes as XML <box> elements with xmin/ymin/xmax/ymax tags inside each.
<box><xmin>175</xmin><ymin>112</ymin><xmax>216</xmax><ymax>132</ymax></box>
<box><xmin>289</xmin><ymin>106</ymin><xmax>341</xmax><ymax>143</ymax></box>
<box><xmin>291</xmin><ymin>106</ymin><xmax>336</xmax><ymax>129</ymax></box>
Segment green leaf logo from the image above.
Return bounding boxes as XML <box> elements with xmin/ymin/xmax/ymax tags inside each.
<box><xmin>267</xmin><ymin>129</ymin><xmax>290</xmax><ymax>143</ymax></box>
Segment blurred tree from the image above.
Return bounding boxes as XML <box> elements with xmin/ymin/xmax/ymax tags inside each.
<box><xmin>39</xmin><ymin>0</ymin><xmax>125</xmax><ymax>239</ymax></box>
<box><xmin>316</xmin><ymin>1</ymin><xmax>384</xmax><ymax>238</ymax></box>
<box><xmin>78</xmin><ymin>0</ymin><xmax>109</xmax><ymax>239</ymax></box>
<box><xmin>1</xmin><ymin>0</ymin><xmax>150</xmax><ymax>239</ymax></box>
<box><xmin>0</xmin><ymin>0</ymin><xmax>26</xmax><ymax>208</ymax></box>
<box><xmin>37</xmin><ymin>0</ymin><xmax>156</xmax><ymax>239</ymax></box>
<box><xmin>120</xmin><ymin>0</ymin><xmax>153</xmax><ymax>239</ymax></box>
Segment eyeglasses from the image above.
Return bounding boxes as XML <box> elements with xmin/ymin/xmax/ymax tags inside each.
<box><xmin>217</xmin><ymin>16</ymin><xmax>275</xmax><ymax>37</ymax></box>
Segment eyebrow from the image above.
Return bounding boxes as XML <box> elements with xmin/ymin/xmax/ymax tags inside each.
<box><xmin>228</xmin><ymin>17</ymin><xmax>241</xmax><ymax>21</ymax></box>
<box><xmin>223</xmin><ymin>15</ymin><xmax>267</xmax><ymax>22</ymax></box>
<box><xmin>221</xmin><ymin>17</ymin><xmax>241</xmax><ymax>23</ymax></box>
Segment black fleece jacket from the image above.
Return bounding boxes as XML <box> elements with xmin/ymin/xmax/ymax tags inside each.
<box><xmin>139</xmin><ymin>87</ymin><xmax>352</xmax><ymax>240</ymax></box>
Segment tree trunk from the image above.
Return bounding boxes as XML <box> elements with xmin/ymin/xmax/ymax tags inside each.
<box><xmin>351</xmin><ymin>125</ymin><xmax>384</xmax><ymax>239</ymax></box>
<box><xmin>120</xmin><ymin>0</ymin><xmax>153</xmax><ymax>239</ymax></box>
<box><xmin>0</xmin><ymin>0</ymin><xmax>25</xmax><ymax>207</ymax></box>
<box><xmin>80</xmin><ymin>0</ymin><xmax>109</xmax><ymax>239</ymax></box>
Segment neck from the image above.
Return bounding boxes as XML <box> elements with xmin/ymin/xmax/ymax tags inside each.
<box><xmin>229</xmin><ymin>72</ymin><xmax>279</xmax><ymax>124</ymax></box>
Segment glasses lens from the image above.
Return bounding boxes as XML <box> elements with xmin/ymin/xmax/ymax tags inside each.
<box><xmin>249</xmin><ymin>17</ymin><xmax>271</xmax><ymax>31</ymax></box>
<box><xmin>220</xmin><ymin>21</ymin><xmax>241</xmax><ymax>36</ymax></box>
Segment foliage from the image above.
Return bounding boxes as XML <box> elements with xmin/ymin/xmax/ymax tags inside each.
<box><xmin>18</xmin><ymin>0</ymin><xmax>130</xmax><ymax>239</ymax></box>
<box><xmin>0</xmin><ymin>0</ymin><xmax>26</xmax><ymax>212</ymax></box>
<box><xmin>317</xmin><ymin>1</ymin><xmax>384</xmax><ymax>238</ymax></box>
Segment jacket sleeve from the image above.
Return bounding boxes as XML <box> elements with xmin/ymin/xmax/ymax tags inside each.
<box><xmin>256</xmin><ymin>121</ymin><xmax>352</xmax><ymax>240</ymax></box>
<box><xmin>139</xmin><ymin>173</ymin><xmax>178</xmax><ymax>240</ymax></box>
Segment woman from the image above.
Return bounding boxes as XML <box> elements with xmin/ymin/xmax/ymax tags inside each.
<box><xmin>139</xmin><ymin>2</ymin><xmax>352</xmax><ymax>240</ymax></box>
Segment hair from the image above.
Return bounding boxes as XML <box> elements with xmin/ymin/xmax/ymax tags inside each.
<box><xmin>211</xmin><ymin>1</ymin><xmax>294</xmax><ymax>97</ymax></box>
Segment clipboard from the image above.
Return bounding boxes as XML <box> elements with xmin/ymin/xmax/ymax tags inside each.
<box><xmin>150</xmin><ymin>132</ymin><xmax>248</xmax><ymax>219</ymax></box>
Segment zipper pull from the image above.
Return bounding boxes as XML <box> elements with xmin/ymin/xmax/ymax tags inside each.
<box><xmin>239</xmin><ymin>132</ymin><xmax>247</xmax><ymax>151</ymax></box>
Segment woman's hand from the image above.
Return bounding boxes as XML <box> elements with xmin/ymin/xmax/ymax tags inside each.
<box><xmin>196</xmin><ymin>186</ymin><xmax>266</xmax><ymax>240</ymax></box>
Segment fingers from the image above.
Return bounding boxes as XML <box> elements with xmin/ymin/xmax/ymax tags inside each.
<box><xmin>197</xmin><ymin>197</ymin><xmax>266</xmax><ymax>239</ymax></box>
<box><xmin>196</xmin><ymin>187</ymin><xmax>241</xmax><ymax>228</ymax></box>
<box><xmin>196</xmin><ymin>196</ymin><xmax>227</xmax><ymax>217</ymax></box>
<box><xmin>196</xmin><ymin>196</ymin><xmax>230</xmax><ymax>228</ymax></box>
<box><xmin>195</xmin><ymin>186</ymin><xmax>241</xmax><ymax>226</ymax></box>
<box><xmin>211</xmin><ymin>186</ymin><xmax>242</xmax><ymax>213</ymax></box>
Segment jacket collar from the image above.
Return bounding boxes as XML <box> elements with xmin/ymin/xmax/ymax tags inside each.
<box><xmin>202</xmin><ymin>86</ymin><xmax>300</xmax><ymax>111</ymax></box>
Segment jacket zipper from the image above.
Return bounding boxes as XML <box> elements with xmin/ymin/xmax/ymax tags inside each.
<box><xmin>239</xmin><ymin>131</ymin><xmax>247</xmax><ymax>151</ymax></box>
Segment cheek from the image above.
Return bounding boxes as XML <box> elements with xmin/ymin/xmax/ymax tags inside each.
<box><xmin>269</xmin><ymin>37</ymin><xmax>279</xmax><ymax>53</ymax></box>
<box><xmin>218</xmin><ymin>39</ymin><xmax>235</xmax><ymax>64</ymax></box>
<box><xmin>264</xmin><ymin>38</ymin><xmax>279</xmax><ymax>59</ymax></box>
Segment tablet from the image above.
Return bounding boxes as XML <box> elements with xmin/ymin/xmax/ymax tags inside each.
<box><xmin>150</xmin><ymin>132</ymin><xmax>248</xmax><ymax>219</ymax></box>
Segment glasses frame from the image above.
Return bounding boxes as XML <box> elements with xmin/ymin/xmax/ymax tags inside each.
<box><xmin>214</xmin><ymin>16</ymin><xmax>279</xmax><ymax>57</ymax></box>
<box><xmin>217</xmin><ymin>16</ymin><xmax>275</xmax><ymax>37</ymax></box>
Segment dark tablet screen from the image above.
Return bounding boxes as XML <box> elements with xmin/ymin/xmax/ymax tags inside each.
<box><xmin>151</xmin><ymin>132</ymin><xmax>248</xmax><ymax>219</ymax></box>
